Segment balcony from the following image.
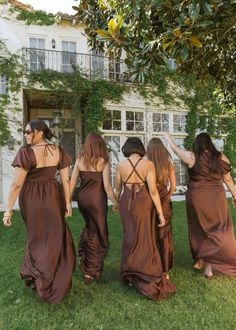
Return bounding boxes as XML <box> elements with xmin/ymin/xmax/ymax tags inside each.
<box><xmin>22</xmin><ymin>48</ymin><xmax>127</xmax><ymax>81</ymax></box>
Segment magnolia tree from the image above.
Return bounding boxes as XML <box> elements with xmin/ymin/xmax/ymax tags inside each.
<box><xmin>74</xmin><ymin>0</ymin><xmax>236</xmax><ymax>104</ymax></box>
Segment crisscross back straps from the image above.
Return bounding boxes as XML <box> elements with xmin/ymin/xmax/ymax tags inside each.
<box><xmin>124</xmin><ymin>158</ymin><xmax>144</xmax><ymax>184</ymax></box>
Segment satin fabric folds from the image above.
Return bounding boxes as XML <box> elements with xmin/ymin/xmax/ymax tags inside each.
<box><xmin>77</xmin><ymin>171</ymin><xmax>109</xmax><ymax>279</ymax></box>
<box><xmin>120</xmin><ymin>183</ymin><xmax>176</xmax><ymax>300</ymax></box>
<box><xmin>186</xmin><ymin>153</ymin><xmax>236</xmax><ymax>275</ymax></box>
<box><xmin>12</xmin><ymin>146</ymin><xmax>75</xmax><ymax>304</ymax></box>
<box><xmin>156</xmin><ymin>184</ymin><xmax>174</xmax><ymax>273</ymax></box>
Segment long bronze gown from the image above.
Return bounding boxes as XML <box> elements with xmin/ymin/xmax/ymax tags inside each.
<box><xmin>156</xmin><ymin>183</ymin><xmax>174</xmax><ymax>273</ymax></box>
<box><xmin>119</xmin><ymin>158</ymin><xmax>176</xmax><ymax>300</ymax></box>
<box><xmin>12</xmin><ymin>146</ymin><xmax>76</xmax><ymax>304</ymax></box>
<box><xmin>186</xmin><ymin>152</ymin><xmax>236</xmax><ymax>275</ymax></box>
<box><xmin>77</xmin><ymin>171</ymin><xmax>108</xmax><ymax>279</ymax></box>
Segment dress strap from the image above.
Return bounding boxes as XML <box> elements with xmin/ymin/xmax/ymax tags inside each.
<box><xmin>125</xmin><ymin>158</ymin><xmax>144</xmax><ymax>184</ymax></box>
<box><xmin>32</xmin><ymin>144</ymin><xmax>56</xmax><ymax>157</ymax></box>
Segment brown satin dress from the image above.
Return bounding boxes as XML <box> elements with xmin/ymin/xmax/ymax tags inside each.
<box><xmin>11</xmin><ymin>145</ymin><xmax>76</xmax><ymax>304</ymax></box>
<box><xmin>186</xmin><ymin>152</ymin><xmax>236</xmax><ymax>275</ymax></box>
<box><xmin>77</xmin><ymin>171</ymin><xmax>108</xmax><ymax>279</ymax></box>
<box><xmin>156</xmin><ymin>184</ymin><xmax>174</xmax><ymax>273</ymax></box>
<box><xmin>119</xmin><ymin>158</ymin><xmax>176</xmax><ymax>300</ymax></box>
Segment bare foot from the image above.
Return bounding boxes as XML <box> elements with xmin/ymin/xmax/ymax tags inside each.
<box><xmin>204</xmin><ymin>264</ymin><xmax>213</xmax><ymax>279</ymax></box>
<box><xmin>193</xmin><ymin>259</ymin><xmax>204</xmax><ymax>270</ymax></box>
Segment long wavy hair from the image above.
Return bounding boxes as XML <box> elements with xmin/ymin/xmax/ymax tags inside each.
<box><xmin>192</xmin><ymin>132</ymin><xmax>221</xmax><ymax>173</ymax></box>
<box><xmin>79</xmin><ymin>132</ymin><xmax>109</xmax><ymax>170</ymax></box>
<box><xmin>147</xmin><ymin>137</ymin><xmax>172</xmax><ymax>185</ymax></box>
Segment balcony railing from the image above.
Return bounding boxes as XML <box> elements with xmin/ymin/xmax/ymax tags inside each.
<box><xmin>22</xmin><ymin>48</ymin><xmax>127</xmax><ymax>81</ymax></box>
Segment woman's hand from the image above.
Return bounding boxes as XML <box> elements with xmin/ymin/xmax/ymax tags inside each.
<box><xmin>112</xmin><ymin>201</ymin><xmax>119</xmax><ymax>212</ymax></box>
<box><xmin>158</xmin><ymin>214</ymin><xmax>166</xmax><ymax>227</ymax></box>
<box><xmin>2</xmin><ymin>212</ymin><xmax>12</xmax><ymax>227</ymax></box>
<box><xmin>65</xmin><ymin>203</ymin><xmax>72</xmax><ymax>217</ymax></box>
<box><xmin>232</xmin><ymin>196</ymin><xmax>236</xmax><ymax>208</ymax></box>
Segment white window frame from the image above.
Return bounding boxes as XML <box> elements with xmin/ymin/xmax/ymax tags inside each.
<box><xmin>102</xmin><ymin>109</ymin><xmax>122</xmax><ymax>131</ymax></box>
<box><xmin>61</xmin><ymin>41</ymin><xmax>77</xmax><ymax>72</ymax></box>
<box><xmin>153</xmin><ymin>112</ymin><xmax>170</xmax><ymax>133</ymax></box>
<box><xmin>125</xmin><ymin>110</ymin><xmax>144</xmax><ymax>132</ymax></box>
<box><xmin>29</xmin><ymin>37</ymin><xmax>45</xmax><ymax>71</ymax></box>
<box><xmin>173</xmin><ymin>113</ymin><xmax>187</xmax><ymax>133</ymax></box>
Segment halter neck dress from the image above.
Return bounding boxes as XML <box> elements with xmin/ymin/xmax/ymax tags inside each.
<box><xmin>119</xmin><ymin>158</ymin><xmax>176</xmax><ymax>300</ymax></box>
<box><xmin>12</xmin><ymin>145</ymin><xmax>75</xmax><ymax>304</ymax></box>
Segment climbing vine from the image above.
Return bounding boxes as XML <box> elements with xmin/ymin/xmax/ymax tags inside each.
<box><xmin>10</xmin><ymin>7</ymin><xmax>55</xmax><ymax>26</ymax></box>
<box><xmin>0</xmin><ymin>38</ymin><xmax>235</xmax><ymax>170</ymax></box>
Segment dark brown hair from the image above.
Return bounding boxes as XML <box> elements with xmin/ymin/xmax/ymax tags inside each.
<box><xmin>192</xmin><ymin>132</ymin><xmax>221</xmax><ymax>173</ymax></box>
<box><xmin>79</xmin><ymin>132</ymin><xmax>109</xmax><ymax>170</ymax></box>
<box><xmin>122</xmin><ymin>137</ymin><xmax>145</xmax><ymax>157</ymax></box>
<box><xmin>147</xmin><ymin>137</ymin><xmax>172</xmax><ymax>184</ymax></box>
<box><xmin>28</xmin><ymin>120</ymin><xmax>57</xmax><ymax>140</ymax></box>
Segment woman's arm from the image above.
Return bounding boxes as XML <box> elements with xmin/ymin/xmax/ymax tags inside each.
<box><xmin>221</xmin><ymin>154</ymin><xmax>236</xmax><ymax>206</ymax></box>
<box><xmin>168</xmin><ymin>163</ymin><xmax>176</xmax><ymax>196</ymax></box>
<box><xmin>70</xmin><ymin>159</ymin><xmax>80</xmax><ymax>201</ymax></box>
<box><xmin>103</xmin><ymin>161</ymin><xmax>119</xmax><ymax>211</ymax></box>
<box><xmin>146</xmin><ymin>161</ymin><xmax>165</xmax><ymax>227</ymax></box>
<box><xmin>165</xmin><ymin>133</ymin><xmax>195</xmax><ymax>167</ymax></box>
<box><xmin>2</xmin><ymin>167</ymin><xmax>27</xmax><ymax>227</ymax></box>
<box><xmin>114</xmin><ymin>162</ymin><xmax>122</xmax><ymax>202</ymax></box>
<box><xmin>60</xmin><ymin>166</ymin><xmax>72</xmax><ymax>217</ymax></box>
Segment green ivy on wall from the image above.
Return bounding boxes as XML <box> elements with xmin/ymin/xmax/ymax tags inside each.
<box><xmin>11</xmin><ymin>7</ymin><xmax>55</xmax><ymax>26</ymax></box>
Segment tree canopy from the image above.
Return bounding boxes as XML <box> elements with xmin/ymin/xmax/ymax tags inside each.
<box><xmin>74</xmin><ymin>0</ymin><xmax>236</xmax><ymax>104</ymax></box>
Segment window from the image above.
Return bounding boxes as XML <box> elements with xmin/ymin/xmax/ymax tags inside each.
<box><xmin>126</xmin><ymin>111</ymin><xmax>144</xmax><ymax>131</ymax></box>
<box><xmin>212</xmin><ymin>139</ymin><xmax>224</xmax><ymax>151</ymax></box>
<box><xmin>0</xmin><ymin>75</ymin><xmax>8</xmax><ymax>94</ymax></box>
<box><xmin>62</xmin><ymin>41</ymin><xmax>76</xmax><ymax>72</ymax></box>
<box><xmin>167</xmin><ymin>59</ymin><xmax>177</xmax><ymax>70</ymax></box>
<box><xmin>153</xmin><ymin>113</ymin><xmax>169</xmax><ymax>132</ymax></box>
<box><xmin>173</xmin><ymin>114</ymin><xmax>186</xmax><ymax>133</ymax></box>
<box><xmin>171</xmin><ymin>138</ymin><xmax>185</xmax><ymax>160</ymax></box>
<box><xmin>103</xmin><ymin>109</ymin><xmax>121</xmax><ymax>131</ymax></box>
<box><xmin>174</xmin><ymin>160</ymin><xmax>188</xmax><ymax>186</ymax></box>
<box><xmin>29</xmin><ymin>38</ymin><xmax>45</xmax><ymax>71</ymax></box>
<box><xmin>91</xmin><ymin>50</ymin><xmax>104</xmax><ymax>77</ymax></box>
<box><xmin>104</xmin><ymin>135</ymin><xmax>121</xmax><ymax>186</ymax></box>
<box><xmin>109</xmin><ymin>52</ymin><xmax>121</xmax><ymax>80</ymax></box>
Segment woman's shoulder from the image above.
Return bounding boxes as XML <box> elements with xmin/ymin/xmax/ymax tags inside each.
<box><xmin>220</xmin><ymin>153</ymin><xmax>230</xmax><ymax>164</ymax></box>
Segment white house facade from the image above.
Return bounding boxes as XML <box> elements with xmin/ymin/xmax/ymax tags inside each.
<box><xmin>0</xmin><ymin>0</ymin><xmax>223</xmax><ymax>208</ymax></box>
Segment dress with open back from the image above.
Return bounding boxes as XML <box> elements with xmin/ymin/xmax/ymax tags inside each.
<box><xmin>12</xmin><ymin>145</ymin><xmax>75</xmax><ymax>304</ymax></box>
<box><xmin>119</xmin><ymin>158</ymin><xmax>176</xmax><ymax>300</ymax></box>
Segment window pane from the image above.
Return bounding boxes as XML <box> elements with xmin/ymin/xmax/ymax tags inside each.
<box><xmin>113</xmin><ymin>110</ymin><xmax>121</xmax><ymax>120</ymax></box>
<box><xmin>103</xmin><ymin>120</ymin><xmax>112</xmax><ymax>130</ymax></box>
<box><xmin>153</xmin><ymin>113</ymin><xmax>161</xmax><ymax>122</ymax></box>
<box><xmin>126</xmin><ymin>111</ymin><xmax>134</xmax><ymax>121</ymax></box>
<box><xmin>135</xmin><ymin>122</ymin><xmax>144</xmax><ymax>131</ymax></box>
<box><xmin>113</xmin><ymin>121</ymin><xmax>121</xmax><ymax>130</ymax></box>
<box><xmin>135</xmin><ymin>112</ymin><xmax>143</xmax><ymax>121</ymax></box>
<box><xmin>173</xmin><ymin>115</ymin><xmax>180</xmax><ymax>123</ymax></box>
<box><xmin>126</xmin><ymin>121</ymin><xmax>134</xmax><ymax>130</ymax></box>
<box><xmin>153</xmin><ymin>123</ymin><xmax>161</xmax><ymax>132</ymax></box>
<box><xmin>38</xmin><ymin>39</ymin><xmax>45</xmax><ymax>49</ymax></box>
<box><xmin>30</xmin><ymin>38</ymin><xmax>37</xmax><ymax>48</ymax></box>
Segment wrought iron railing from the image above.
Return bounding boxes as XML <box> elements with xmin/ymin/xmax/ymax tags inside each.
<box><xmin>22</xmin><ymin>48</ymin><xmax>127</xmax><ymax>81</ymax></box>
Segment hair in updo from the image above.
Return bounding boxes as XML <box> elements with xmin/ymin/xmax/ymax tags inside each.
<box><xmin>28</xmin><ymin>120</ymin><xmax>57</xmax><ymax>141</ymax></box>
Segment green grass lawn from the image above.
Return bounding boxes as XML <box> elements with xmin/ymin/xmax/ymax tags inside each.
<box><xmin>1</xmin><ymin>201</ymin><xmax>236</xmax><ymax>330</ymax></box>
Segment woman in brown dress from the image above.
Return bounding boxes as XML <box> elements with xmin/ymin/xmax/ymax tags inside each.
<box><xmin>70</xmin><ymin>133</ymin><xmax>118</xmax><ymax>284</ymax></box>
<box><xmin>2</xmin><ymin>120</ymin><xmax>75</xmax><ymax>304</ymax></box>
<box><xmin>165</xmin><ymin>132</ymin><xmax>236</xmax><ymax>278</ymax></box>
<box><xmin>147</xmin><ymin>137</ymin><xmax>176</xmax><ymax>279</ymax></box>
<box><xmin>115</xmin><ymin>137</ymin><xmax>176</xmax><ymax>300</ymax></box>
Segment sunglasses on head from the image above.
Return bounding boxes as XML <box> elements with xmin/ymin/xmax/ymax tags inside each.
<box><xmin>23</xmin><ymin>130</ymin><xmax>33</xmax><ymax>135</ymax></box>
